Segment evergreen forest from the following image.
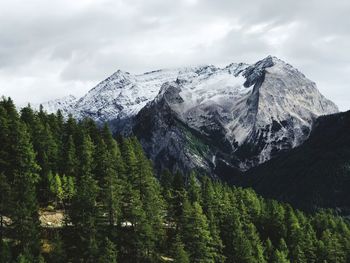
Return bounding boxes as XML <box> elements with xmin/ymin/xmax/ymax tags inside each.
<box><xmin>1</xmin><ymin>97</ymin><xmax>350</xmax><ymax>263</ymax></box>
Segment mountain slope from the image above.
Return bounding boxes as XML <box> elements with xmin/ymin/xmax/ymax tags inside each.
<box><xmin>133</xmin><ymin>56</ymin><xmax>338</xmax><ymax>174</ymax></box>
<box><xmin>238</xmin><ymin>111</ymin><xmax>350</xmax><ymax>213</ymax></box>
<box><xmin>37</xmin><ymin>56</ymin><xmax>338</xmax><ymax>175</ymax></box>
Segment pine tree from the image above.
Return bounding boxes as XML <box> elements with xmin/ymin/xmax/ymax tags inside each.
<box><xmin>120</xmin><ymin>138</ymin><xmax>163</xmax><ymax>260</ymax></box>
<box><xmin>262</xmin><ymin>200</ymin><xmax>286</xmax><ymax>243</ymax></box>
<box><xmin>49</xmin><ymin>231</ymin><xmax>66</xmax><ymax>263</ymax></box>
<box><xmin>207</xmin><ymin>212</ymin><xmax>225</xmax><ymax>262</ymax></box>
<box><xmin>61</xmin><ymin>175</ymin><xmax>75</xmax><ymax>205</ymax></box>
<box><xmin>320</xmin><ymin>230</ymin><xmax>347</xmax><ymax>263</ymax></box>
<box><xmin>302</xmin><ymin>224</ymin><xmax>317</xmax><ymax>263</ymax></box>
<box><xmin>231</xmin><ymin>220</ymin><xmax>257</xmax><ymax>263</ymax></box>
<box><xmin>20</xmin><ymin>105</ymin><xmax>36</xmax><ymax>136</ymax></box>
<box><xmin>159</xmin><ymin>169</ymin><xmax>173</xmax><ymax>223</ymax></box>
<box><xmin>285</xmin><ymin>206</ymin><xmax>306</xmax><ymax>262</ymax></box>
<box><xmin>187</xmin><ymin>172</ymin><xmax>201</xmax><ymax>204</ymax></box>
<box><xmin>0</xmin><ymin>100</ymin><xmax>40</xmax><ymax>259</ymax></box>
<box><xmin>69</xmin><ymin>134</ymin><xmax>99</xmax><ymax>261</ymax></box>
<box><xmin>70</xmin><ymin>173</ymin><xmax>99</xmax><ymax>261</ymax></box>
<box><xmin>99</xmin><ymin>139</ymin><xmax>122</xmax><ymax>227</ymax></box>
<box><xmin>200</xmin><ymin>176</ymin><xmax>216</xmax><ymax>216</ymax></box>
<box><xmin>264</xmin><ymin>238</ymin><xmax>274</xmax><ymax>261</ymax></box>
<box><xmin>101</xmin><ymin>124</ymin><xmax>125</xmax><ymax>179</ymax></box>
<box><xmin>16</xmin><ymin>248</ymin><xmax>34</xmax><ymax>263</ymax></box>
<box><xmin>271</xmin><ymin>249</ymin><xmax>290</xmax><ymax>263</ymax></box>
<box><xmin>0</xmin><ymin>240</ymin><xmax>12</xmax><ymax>263</ymax></box>
<box><xmin>0</xmin><ymin>99</ymin><xmax>14</xmax><ymax>179</ymax></box>
<box><xmin>25</xmin><ymin>112</ymin><xmax>59</xmax><ymax>203</ymax></box>
<box><xmin>98</xmin><ymin>238</ymin><xmax>118</xmax><ymax>263</ymax></box>
<box><xmin>119</xmin><ymin>182</ymin><xmax>150</xmax><ymax>261</ymax></box>
<box><xmin>170</xmin><ymin>171</ymin><xmax>187</xmax><ymax>226</ymax></box>
<box><xmin>77</xmin><ymin>134</ymin><xmax>94</xmax><ymax>178</ymax></box>
<box><xmin>277</xmin><ymin>238</ymin><xmax>289</xmax><ymax>258</ymax></box>
<box><xmin>9</xmin><ymin>120</ymin><xmax>41</xmax><ymax>256</ymax></box>
<box><xmin>181</xmin><ymin>200</ymin><xmax>215</xmax><ymax>262</ymax></box>
<box><xmin>200</xmin><ymin>177</ymin><xmax>225</xmax><ymax>261</ymax></box>
<box><xmin>130</xmin><ymin>137</ymin><xmax>166</xmax><ymax>257</ymax></box>
<box><xmin>80</xmin><ymin>118</ymin><xmax>101</xmax><ymax>145</ymax></box>
<box><xmin>121</xmin><ymin>138</ymin><xmax>137</xmax><ymax>179</ymax></box>
<box><xmin>61</xmin><ymin>135</ymin><xmax>78</xmax><ymax>178</ymax></box>
<box><xmin>48</xmin><ymin>172</ymin><xmax>64</xmax><ymax>206</ymax></box>
<box><xmin>245</xmin><ymin>223</ymin><xmax>266</xmax><ymax>263</ymax></box>
<box><xmin>217</xmin><ymin>191</ymin><xmax>238</xmax><ymax>260</ymax></box>
<box><xmin>172</xmin><ymin>235</ymin><xmax>190</xmax><ymax>263</ymax></box>
<box><xmin>0</xmin><ymin>173</ymin><xmax>11</xmax><ymax>247</ymax></box>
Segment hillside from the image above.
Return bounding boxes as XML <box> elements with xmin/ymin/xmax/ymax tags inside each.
<box><xmin>238</xmin><ymin>111</ymin><xmax>350</xmax><ymax>214</ymax></box>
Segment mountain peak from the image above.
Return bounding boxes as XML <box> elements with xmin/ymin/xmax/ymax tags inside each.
<box><xmin>38</xmin><ymin>57</ymin><xmax>338</xmax><ymax>174</ymax></box>
<box><xmin>109</xmin><ymin>69</ymin><xmax>131</xmax><ymax>79</ymax></box>
<box><xmin>243</xmin><ymin>56</ymin><xmax>274</xmax><ymax>87</ymax></box>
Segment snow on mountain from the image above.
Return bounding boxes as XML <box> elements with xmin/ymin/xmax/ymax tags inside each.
<box><xmin>70</xmin><ymin>67</ymin><xmax>215</xmax><ymax>124</ymax></box>
<box><xmin>34</xmin><ymin>95</ymin><xmax>77</xmax><ymax>115</ymax></box>
<box><xmin>39</xmin><ymin>56</ymin><xmax>338</xmax><ymax>174</ymax></box>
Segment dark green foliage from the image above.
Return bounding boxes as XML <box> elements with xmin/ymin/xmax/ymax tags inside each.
<box><xmin>49</xmin><ymin>232</ymin><xmax>66</xmax><ymax>263</ymax></box>
<box><xmin>171</xmin><ymin>235</ymin><xmax>190</xmax><ymax>263</ymax></box>
<box><xmin>98</xmin><ymin>139</ymin><xmax>122</xmax><ymax>227</ymax></box>
<box><xmin>1</xmin><ymin>97</ymin><xmax>350</xmax><ymax>263</ymax></box>
<box><xmin>118</xmin><ymin>137</ymin><xmax>166</xmax><ymax>262</ymax></box>
<box><xmin>0</xmin><ymin>240</ymin><xmax>12</xmax><ymax>263</ymax></box>
<box><xmin>271</xmin><ymin>249</ymin><xmax>290</xmax><ymax>263</ymax></box>
<box><xmin>1</xmin><ymin>99</ymin><xmax>41</xmax><ymax>258</ymax></box>
<box><xmin>98</xmin><ymin>238</ymin><xmax>118</xmax><ymax>263</ymax></box>
<box><xmin>180</xmin><ymin>200</ymin><xmax>216</xmax><ymax>262</ymax></box>
<box><xmin>70</xmin><ymin>173</ymin><xmax>99</xmax><ymax>261</ymax></box>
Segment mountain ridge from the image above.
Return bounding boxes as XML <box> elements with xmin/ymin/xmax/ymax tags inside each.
<box><xmin>36</xmin><ymin>56</ymin><xmax>338</xmax><ymax>175</ymax></box>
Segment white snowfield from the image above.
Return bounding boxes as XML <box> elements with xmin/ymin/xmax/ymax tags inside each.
<box><xmin>38</xmin><ymin>63</ymin><xmax>251</xmax><ymax>122</ymax></box>
<box><xmin>37</xmin><ymin>56</ymin><xmax>338</xmax><ymax>171</ymax></box>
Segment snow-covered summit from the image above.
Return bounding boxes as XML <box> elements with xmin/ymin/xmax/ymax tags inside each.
<box><xmin>43</xmin><ymin>63</ymin><xmax>253</xmax><ymax>123</ymax></box>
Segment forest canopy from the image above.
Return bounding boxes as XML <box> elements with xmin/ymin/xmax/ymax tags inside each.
<box><xmin>0</xmin><ymin>97</ymin><xmax>349</xmax><ymax>263</ymax></box>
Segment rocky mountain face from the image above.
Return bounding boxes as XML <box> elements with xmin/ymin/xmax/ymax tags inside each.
<box><xmin>39</xmin><ymin>56</ymin><xmax>338</xmax><ymax>176</ymax></box>
<box><xmin>237</xmin><ymin>110</ymin><xmax>350</xmax><ymax>214</ymax></box>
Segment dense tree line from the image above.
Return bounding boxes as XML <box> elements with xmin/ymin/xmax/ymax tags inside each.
<box><xmin>0</xmin><ymin>97</ymin><xmax>350</xmax><ymax>262</ymax></box>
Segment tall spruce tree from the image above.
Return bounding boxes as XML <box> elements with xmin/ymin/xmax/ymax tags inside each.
<box><xmin>0</xmin><ymin>172</ymin><xmax>12</xmax><ymax>263</ymax></box>
<box><xmin>171</xmin><ymin>235</ymin><xmax>190</xmax><ymax>263</ymax></box>
<box><xmin>9</xmin><ymin>120</ymin><xmax>41</xmax><ymax>257</ymax></box>
<box><xmin>187</xmin><ymin>172</ymin><xmax>201</xmax><ymax>204</ymax></box>
<box><xmin>99</xmin><ymin>139</ymin><xmax>122</xmax><ymax>227</ymax></box>
<box><xmin>181</xmin><ymin>200</ymin><xmax>215</xmax><ymax>262</ymax></box>
<box><xmin>69</xmin><ymin>134</ymin><xmax>99</xmax><ymax>262</ymax></box>
<box><xmin>98</xmin><ymin>238</ymin><xmax>118</xmax><ymax>263</ymax></box>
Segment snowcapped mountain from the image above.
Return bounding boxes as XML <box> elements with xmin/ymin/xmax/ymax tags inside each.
<box><xmin>39</xmin><ymin>56</ymin><xmax>338</xmax><ymax>175</ymax></box>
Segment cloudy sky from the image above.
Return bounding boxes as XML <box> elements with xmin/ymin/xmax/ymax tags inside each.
<box><xmin>0</xmin><ymin>0</ymin><xmax>349</xmax><ymax>110</ymax></box>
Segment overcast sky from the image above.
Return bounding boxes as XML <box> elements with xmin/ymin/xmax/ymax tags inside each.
<box><xmin>0</xmin><ymin>0</ymin><xmax>349</xmax><ymax>110</ymax></box>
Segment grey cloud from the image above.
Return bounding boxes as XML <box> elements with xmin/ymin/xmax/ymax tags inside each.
<box><xmin>0</xmin><ymin>0</ymin><xmax>349</xmax><ymax>110</ymax></box>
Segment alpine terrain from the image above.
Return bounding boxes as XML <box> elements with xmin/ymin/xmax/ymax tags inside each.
<box><xmin>237</xmin><ymin>110</ymin><xmax>350</xmax><ymax>214</ymax></box>
<box><xmin>39</xmin><ymin>56</ymin><xmax>338</xmax><ymax>176</ymax></box>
